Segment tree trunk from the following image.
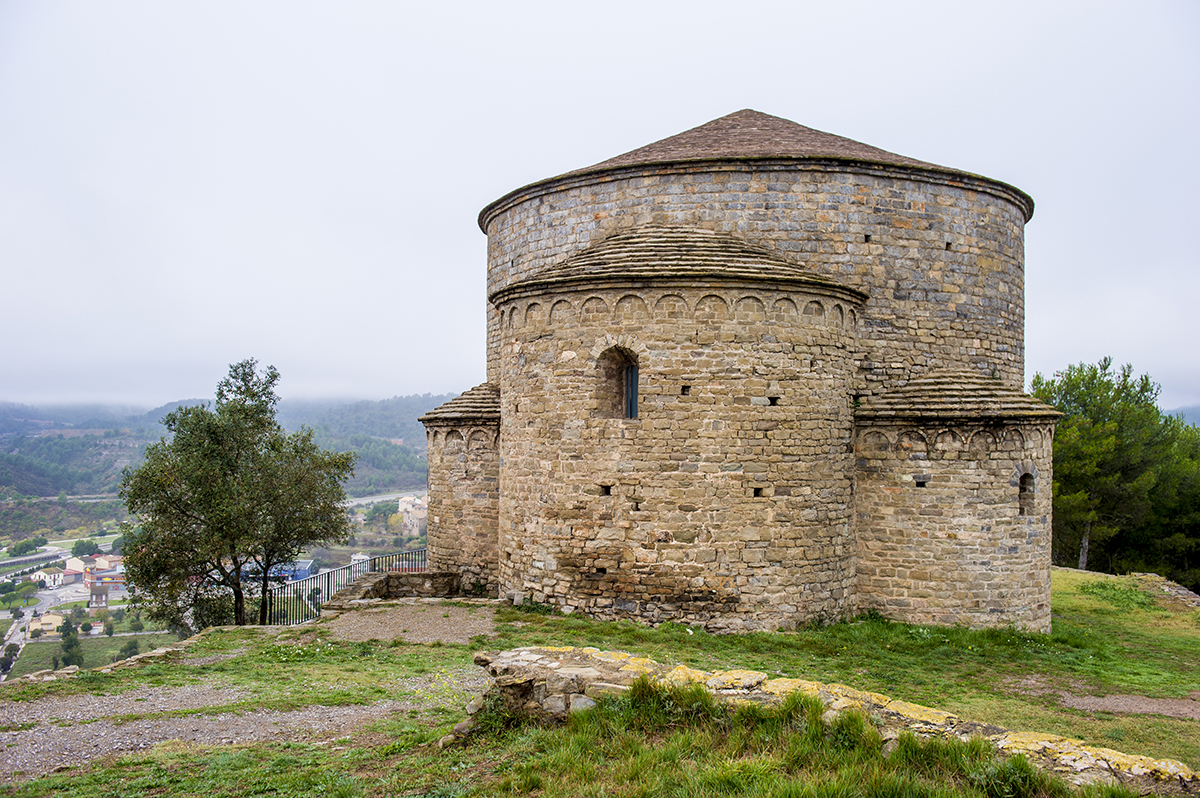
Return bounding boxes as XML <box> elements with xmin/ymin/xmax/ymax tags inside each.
<box><xmin>259</xmin><ymin>569</ymin><xmax>272</xmax><ymax>626</ymax></box>
<box><xmin>1078</xmin><ymin>522</ymin><xmax>1091</xmax><ymax>570</ymax></box>
<box><xmin>233</xmin><ymin>584</ymin><xmax>246</xmax><ymax>626</ymax></box>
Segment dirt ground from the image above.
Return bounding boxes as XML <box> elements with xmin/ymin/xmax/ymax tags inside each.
<box><xmin>1004</xmin><ymin>676</ymin><xmax>1200</xmax><ymax>720</ymax></box>
<box><xmin>0</xmin><ymin>600</ymin><xmax>498</xmax><ymax>780</ymax></box>
<box><xmin>311</xmin><ymin>598</ymin><xmax>498</xmax><ymax>644</ymax></box>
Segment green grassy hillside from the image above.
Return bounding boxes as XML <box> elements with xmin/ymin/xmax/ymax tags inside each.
<box><xmin>0</xmin><ymin>569</ymin><xmax>1195</xmax><ymax>797</ymax></box>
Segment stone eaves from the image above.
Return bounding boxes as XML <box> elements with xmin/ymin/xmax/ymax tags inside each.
<box><xmin>418</xmin><ymin>383</ymin><xmax>500</xmax><ymax>425</ymax></box>
<box><xmin>489</xmin><ymin>225</ymin><xmax>868</xmax><ymax>306</ymax></box>
<box><xmin>856</xmin><ymin>371</ymin><xmax>1061</xmax><ymax>423</ymax></box>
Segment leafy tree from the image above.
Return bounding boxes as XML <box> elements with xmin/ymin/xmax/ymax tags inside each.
<box><xmin>0</xmin><ymin>655</ymin><xmax>12</xmax><ymax>673</ymax></box>
<box><xmin>128</xmin><ymin>617</ymin><xmax>144</xmax><ymax>632</ymax></box>
<box><xmin>0</xmin><ymin>582</ymin><xmax>14</xmax><ymax>595</ymax></box>
<box><xmin>103</xmin><ymin>618</ymin><xmax>115</xmax><ymax>637</ymax></box>
<box><xmin>1032</xmin><ymin>358</ymin><xmax>1199</xmax><ymax>588</ymax></box>
<box><xmin>71</xmin><ymin>539</ymin><xmax>101</xmax><ymax>557</ymax></box>
<box><xmin>118</xmin><ymin>638</ymin><xmax>139</xmax><ymax>660</ymax></box>
<box><xmin>80</xmin><ymin>621</ymin><xmax>92</xmax><ymax>633</ymax></box>
<box><xmin>58</xmin><ymin>618</ymin><xmax>84</xmax><ymax>668</ymax></box>
<box><xmin>8</xmin><ymin>539</ymin><xmax>38</xmax><ymax>556</ymax></box>
<box><xmin>4</xmin><ymin>643</ymin><xmax>17</xmax><ymax>658</ymax></box>
<box><xmin>120</xmin><ymin>360</ymin><xmax>356</xmax><ymax>631</ymax></box>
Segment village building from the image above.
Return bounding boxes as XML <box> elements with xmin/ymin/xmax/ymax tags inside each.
<box><xmin>421</xmin><ymin>110</ymin><xmax>1058</xmax><ymax>632</ymax></box>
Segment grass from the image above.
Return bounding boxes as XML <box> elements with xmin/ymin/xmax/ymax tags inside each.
<box><xmin>6</xmin><ymin>632</ymin><xmax>180</xmax><ymax>678</ymax></box>
<box><xmin>3</xmin><ymin>678</ymin><xmax>1139</xmax><ymax>798</ymax></box>
<box><xmin>0</xmin><ymin>568</ymin><xmax>1195</xmax><ymax>796</ymax></box>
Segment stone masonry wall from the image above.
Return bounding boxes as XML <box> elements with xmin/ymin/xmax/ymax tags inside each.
<box><xmin>425</xmin><ymin>422</ymin><xmax>501</xmax><ymax>595</ymax></box>
<box><xmin>495</xmin><ymin>279</ymin><xmax>862</xmax><ymax>631</ymax></box>
<box><xmin>482</xmin><ymin>164</ymin><xmax>1028</xmax><ymax>396</ymax></box>
<box><xmin>854</xmin><ymin>421</ymin><xmax>1054</xmax><ymax>631</ymax></box>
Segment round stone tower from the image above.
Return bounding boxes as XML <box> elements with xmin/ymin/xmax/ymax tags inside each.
<box><xmin>423</xmin><ymin>110</ymin><xmax>1056</xmax><ymax>632</ymax></box>
<box><xmin>491</xmin><ymin>226</ymin><xmax>867</xmax><ymax>629</ymax></box>
<box><xmin>480</xmin><ymin>109</ymin><xmax>1035</xmax><ymax>397</ymax></box>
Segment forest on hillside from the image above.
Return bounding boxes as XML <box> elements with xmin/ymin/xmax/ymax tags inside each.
<box><xmin>0</xmin><ymin>392</ymin><xmax>455</xmax><ymax>502</ymax></box>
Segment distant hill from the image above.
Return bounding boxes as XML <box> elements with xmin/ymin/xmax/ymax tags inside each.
<box><xmin>279</xmin><ymin>394</ymin><xmax>455</xmax><ymax>450</ymax></box>
<box><xmin>0</xmin><ymin>392</ymin><xmax>459</xmax><ymax>501</ymax></box>
<box><xmin>1172</xmin><ymin>405</ymin><xmax>1200</xmax><ymax>427</ymax></box>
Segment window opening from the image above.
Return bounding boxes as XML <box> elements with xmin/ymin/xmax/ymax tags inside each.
<box><xmin>1018</xmin><ymin>473</ymin><xmax>1034</xmax><ymax>515</ymax></box>
<box><xmin>625</xmin><ymin>364</ymin><xmax>638</xmax><ymax>418</ymax></box>
<box><xmin>768</xmin><ymin>396</ymin><xmax>780</xmax><ymax>406</ymax></box>
<box><xmin>596</xmin><ymin>347</ymin><xmax>639</xmax><ymax>419</ymax></box>
<box><xmin>681</xmin><ymin>384</ymin><xmax>691</xmax><ymax>396</ymax></box>
<box><xmin>864</xmin><ymin>234</ymin><xmax>872</xmax><ymax>243</ymax></box>
<box><xmin>599</xmin><ymin>484</ymin><xmax>612</xmax><ymax>496</ymax></box>
<box><xmin>753</xmin><ymin>487</ymin><xmax>765</xmax><ymax>498</ymax></box>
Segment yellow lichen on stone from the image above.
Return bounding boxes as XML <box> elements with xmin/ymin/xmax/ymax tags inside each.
<box><xmin>707</xmin><ymin>669</ymin><xmax>768</xmax><ymax>690</ymax></box>
<box><xmin>761</xmin><ymin>678</ymin><xmax>824</xmax><ymax>697</ymax></box>
<box><xmin>539</xmin><ymin>646</ymin><xmax>576</xmax><ymax>653</ymax></box>
<box><xmin>993</xmin><ymin>731</ymin><xmax>1081</xmax><ymax>752</ymax></box>
<box><xmin>660</xmin><ymin>665</ymin><xmax>709</xmax><ymax>685</ymax></box>
<box><xmin>825</xmin><ymin>683</ymin><xmax>891</xmax><ymax>707</ymax></box>
<box><xmin>620</xmin><ymin>657</ymin><xmax>657</xmax><ymax>671</ymax></box>
<box><xmin>884</xmin><ymin>699</ymin><xmax>957</xmax><ymax>725</ymax></box>
<box><xmin>590</xmin><ymin>650</ymin><xmax>631</xmax><ymax>662</ymax></box>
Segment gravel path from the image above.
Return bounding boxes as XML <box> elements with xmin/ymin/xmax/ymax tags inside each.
<box><xmin>0</xmin><ymin>601</ymin><xmax>498</xmax><ymax>780</ymax></box>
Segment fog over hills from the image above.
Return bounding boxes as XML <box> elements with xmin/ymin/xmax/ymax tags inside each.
<box><xmin>0</xmin><ymin>393</ymin><xmax>456</xmax><ymax>499</ymax></box>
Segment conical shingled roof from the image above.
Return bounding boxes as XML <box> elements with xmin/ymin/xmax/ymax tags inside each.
<box><xmin>573</xmin><ymin>109</ymin><xmax>943</xmax><ymax>175</ymax></box>
<box><xmin>419</xmin><ymin>383</ymin><xmax>500</xmax><ymax>424</ymax></box>
<box><xmin>480</xmin><ymin>110</ymin><xmax>1034</xmax><ymax>230</ymax></box>
<box><xmin>856</xmin><ymin>371</ymin><xmax>1060</xmax><ymax>423</ymax></box>
<box><xmin>490</xmin><ymin>225</ymin><xmax>867</xmax><ymax>304</ymax></box>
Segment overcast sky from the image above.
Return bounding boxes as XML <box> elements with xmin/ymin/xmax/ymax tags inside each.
<box><xmin>1</xmin><ymin>1</ymin><xmax>1197</xmax><ymax>411</ymax></box>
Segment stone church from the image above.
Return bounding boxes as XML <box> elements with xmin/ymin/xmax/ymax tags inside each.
<box><xmin>420</xmin><ymin>110</ymin><xmax>1058</xmax><ymax>632</ymax></box>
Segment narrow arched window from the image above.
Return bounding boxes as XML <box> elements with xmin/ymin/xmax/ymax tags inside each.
<box><xmin>597</xmin><ymin>347</ymin><xmax>638</xmax><ymax>419</ymax></box>
<box><xmin>624</xmin><ymin>363</ymin><xmax>638</xmax><ymax>418</ymax></box>
<box><xmin>1018</xmin><ymin>473</ymin><xmax>1034</xmax><ymax>516</ymax></box>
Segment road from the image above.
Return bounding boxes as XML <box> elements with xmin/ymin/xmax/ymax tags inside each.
<box><xmin>343</xmin><ymin>489</ymin><xmax>426</xmax><ymax>508</ymax></box>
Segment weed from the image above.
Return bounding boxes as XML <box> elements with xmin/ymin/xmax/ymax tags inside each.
<box><xmin>1078</xmin><ymin>579</ymin><xmax>1157</xmax><ymax>611</ymax></box>
<box><xmin>512</xmin><ymin>598</ymin><xmax>557</xmax><ymax>615</ymax></box>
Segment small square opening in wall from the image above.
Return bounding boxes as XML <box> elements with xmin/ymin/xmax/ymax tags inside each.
<box><xmin>596</xmin><ymin>567</ymin><xmax>607</xmax><ymax>575</ymax></box>
<box><xmin>864</xmin><ymin>234</ymin><xmax>872</xmax><ymax>243</ymax></box>
<box><xmin>681</xmin><ymin>384</ymin><xmax>691</xmax><ymax>396</ymax></box>
<box><xmin>599</xmin><ymin>484</ymin><xmax>612</xmax><ymax>496</ymax></box>
<box><xmin>914</xmin><ymin>474</ymin><xmax>930</xmax><ymax>488</ymax></box>
<box><xmin>768</xmin><ymin>396</ymin><xmax>780</xmax><ymax>406</ymax></box>
<box><xmin>753</xmin><ymin>487</ymin><xmax>765</xmax><ymax>498</ymax></box>
<box><xmin>945</xmin><ymin>241</ymin><xmax>953</xmax><ymax>251</ymax></box>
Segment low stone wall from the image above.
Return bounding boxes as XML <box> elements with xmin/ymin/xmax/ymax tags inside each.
<box><xmin>463</xmin><ymin>646</ymin><xmax>1197</xmax><ymax>792</ymax></box>
<box><xmin>321</xmin><ymin>570</ymin><xmax>460</xmax><ymax>610</ymax></box>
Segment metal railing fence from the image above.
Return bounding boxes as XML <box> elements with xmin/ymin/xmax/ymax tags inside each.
<box><xmin>264</xmin><ymin>548</ymin><xmax>426</xmax><ymax>626</ymax></box>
